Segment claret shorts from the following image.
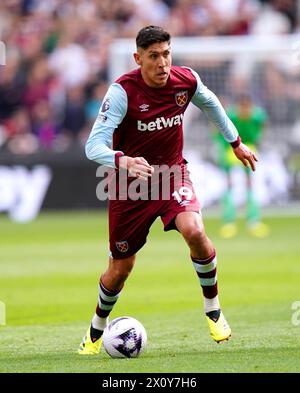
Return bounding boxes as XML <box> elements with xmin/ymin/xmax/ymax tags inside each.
<box><xmin>108</xmin><ymin>164</ymin><xmax>201</xmax><ymax>259</ymax></box>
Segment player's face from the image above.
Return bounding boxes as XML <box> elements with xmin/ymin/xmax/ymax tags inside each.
<box><xmin>238</xmin><ymin>100</ymin><xmax>252</xmax><ymax>118</ymax></box>
<box><xmin>134</xmin><ymin>42</ymin><xmax>171</xmax><ymax>88</ymax></box>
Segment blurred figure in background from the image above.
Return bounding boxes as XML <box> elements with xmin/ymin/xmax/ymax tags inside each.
<box><xmin>0</xmin><ymin>56</ymin><xmax>25</xmax><ymax>122</ymax></box>
<box><xmin>31</xmin><ymin>99</ymin><xmax>58</xmax><ymax>150</ymax></box>
<box><xmin>212</xmin><ymin>94</ymin><xmax>269</xmax><ymax>238</ymax></box>
<box><xmin>5</xmin><ymin>107</ymin><xmax>38</xmax><ymax>155</ymax></box>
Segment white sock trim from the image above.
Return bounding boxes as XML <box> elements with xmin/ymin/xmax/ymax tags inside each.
<box><xmin>204</xmin><ymin>296</ymin><xmax>220</xmax><ymax>313</ymax></box>
<box><xmin>91</xmin><ymin>314</ymin><xmax>108</xmax><ymax>331</ymax></box>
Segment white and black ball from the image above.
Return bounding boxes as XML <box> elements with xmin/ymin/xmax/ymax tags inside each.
<box><xmin>102</xmin><ymin>316</ymin><xmax>147</xmax><ymax>358</ymax></box>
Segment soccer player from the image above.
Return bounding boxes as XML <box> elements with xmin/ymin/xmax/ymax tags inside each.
<box><xmin>78</xmin><ymin>26</ymin><xmax>258</xmax><ymax>355</ymax></box>
<box><xmin>212</xmin><ymin>94</ymin><xmax>269</xmax><ymax>238</ymax></box>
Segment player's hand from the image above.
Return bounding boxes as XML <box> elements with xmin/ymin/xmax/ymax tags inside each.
<box><xmin>119</xmin><ymin>156</ymin><xmax>154</xmax><ymax>180</ymax></box>
<box><xmin>233</xmin><ymin>143</ymin><xmax>258</xmax><ymax>172</ymax></box>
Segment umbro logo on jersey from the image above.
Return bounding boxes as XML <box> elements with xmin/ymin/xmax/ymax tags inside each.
<box><xmin>137</xmin><ymin>114</ymin><xmax>184</xmax><ymax>132</ymax></box>
<box><xmin>139</xmin><ymin>104</ymin><xmax>150</xmax><ymax>112</ymax></box>
<box><xmin>175</xmin><ymin>90</ymin><xmax>188</xmax><ymax>107</ymax></box>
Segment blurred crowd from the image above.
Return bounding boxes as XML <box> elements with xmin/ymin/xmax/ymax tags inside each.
<box><xmin>0</xmin><ymin>0</ymin><xmax>299</xmax><ymax>155</ymax></box>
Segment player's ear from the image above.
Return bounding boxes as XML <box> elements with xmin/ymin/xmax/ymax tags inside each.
<box><xmin>134</xmin><ymin>52</ymin><xmax>142</xmax><ymax>66</ymax></box>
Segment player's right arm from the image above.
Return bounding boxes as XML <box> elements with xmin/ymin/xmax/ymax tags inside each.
<box><xmin>85</xmin><ymin>83</ymin><xmax>153</xmax><ymax>179</ymax></box>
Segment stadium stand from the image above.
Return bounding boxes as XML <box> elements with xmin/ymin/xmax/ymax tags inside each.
<box><xmin>0</xmin><ymin>0</ymin><xmax>299</xmax><ymax>219</ymax></box>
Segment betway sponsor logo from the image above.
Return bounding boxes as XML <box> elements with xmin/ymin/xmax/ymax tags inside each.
<box><xmin>137</xmin><ymin>114</ymin><xmax>184</xmax><ymax>132</ymax></box>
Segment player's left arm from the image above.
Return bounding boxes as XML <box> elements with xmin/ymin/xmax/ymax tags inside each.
<box><xmin>190</xmin><ymin>69</ymin><xmax>258</xmax><ymax>171</ymax></box>
<box><xmin>232</xmin><ymin>140</ymin><xmax>258</xmax><ymax>172</ymax></box>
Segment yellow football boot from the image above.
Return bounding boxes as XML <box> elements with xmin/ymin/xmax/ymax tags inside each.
<box><xmin>219</xmin><ymin>223</ymin><xmax>238</xmax><ymax>239</ymax></box>
<box><xmin>248</xmin><ymin>222</ymin><xmax>270</xmax><ymax>238</ymax></box>
<box><xmin>206</xmin><ymin>310</ymin><xmax>232</xmax><ymax>343</ymax></box>
<box><xmin>78</xmin><ymin>325</ymin><xmax>103</xmax><ymax>355</ymax></box>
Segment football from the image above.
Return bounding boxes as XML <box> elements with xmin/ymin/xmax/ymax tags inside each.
<box><xmin>102</xmin><ymin>316</ymin><xmax>147</xmax><ymax>358</ymax></box>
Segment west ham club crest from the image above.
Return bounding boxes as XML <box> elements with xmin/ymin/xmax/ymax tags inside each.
<box><xmin>115</xmin><ymin>241</ymin><xmax>129</xmax><ymax>253</ymax></box>
<box><xmin>175</xmin><ymin>91</ymin><xmax>188</xmax><ymax>107</ymax></box>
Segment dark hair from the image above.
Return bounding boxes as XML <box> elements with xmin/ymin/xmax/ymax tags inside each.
<box><xmin>136</xmin><ymin>26</ymin><xmax>171</xmax><ymax>49</ymax></box>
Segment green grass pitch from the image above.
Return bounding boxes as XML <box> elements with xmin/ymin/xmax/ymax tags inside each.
<box><xmin>0</xmin><ymin>210</ymin><xmax>299</xmax><ymax>373</ymax></box>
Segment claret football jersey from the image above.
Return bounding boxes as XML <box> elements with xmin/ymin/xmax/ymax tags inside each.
<box><xmin>86</xmin><ymin>65</ymin><xmax>239</xmax><ymax>168</ymax></box>
<box><xmin>113</xmin><ymin>66</ymin><xmax>196</xmax><ymax>166</ymax></box>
